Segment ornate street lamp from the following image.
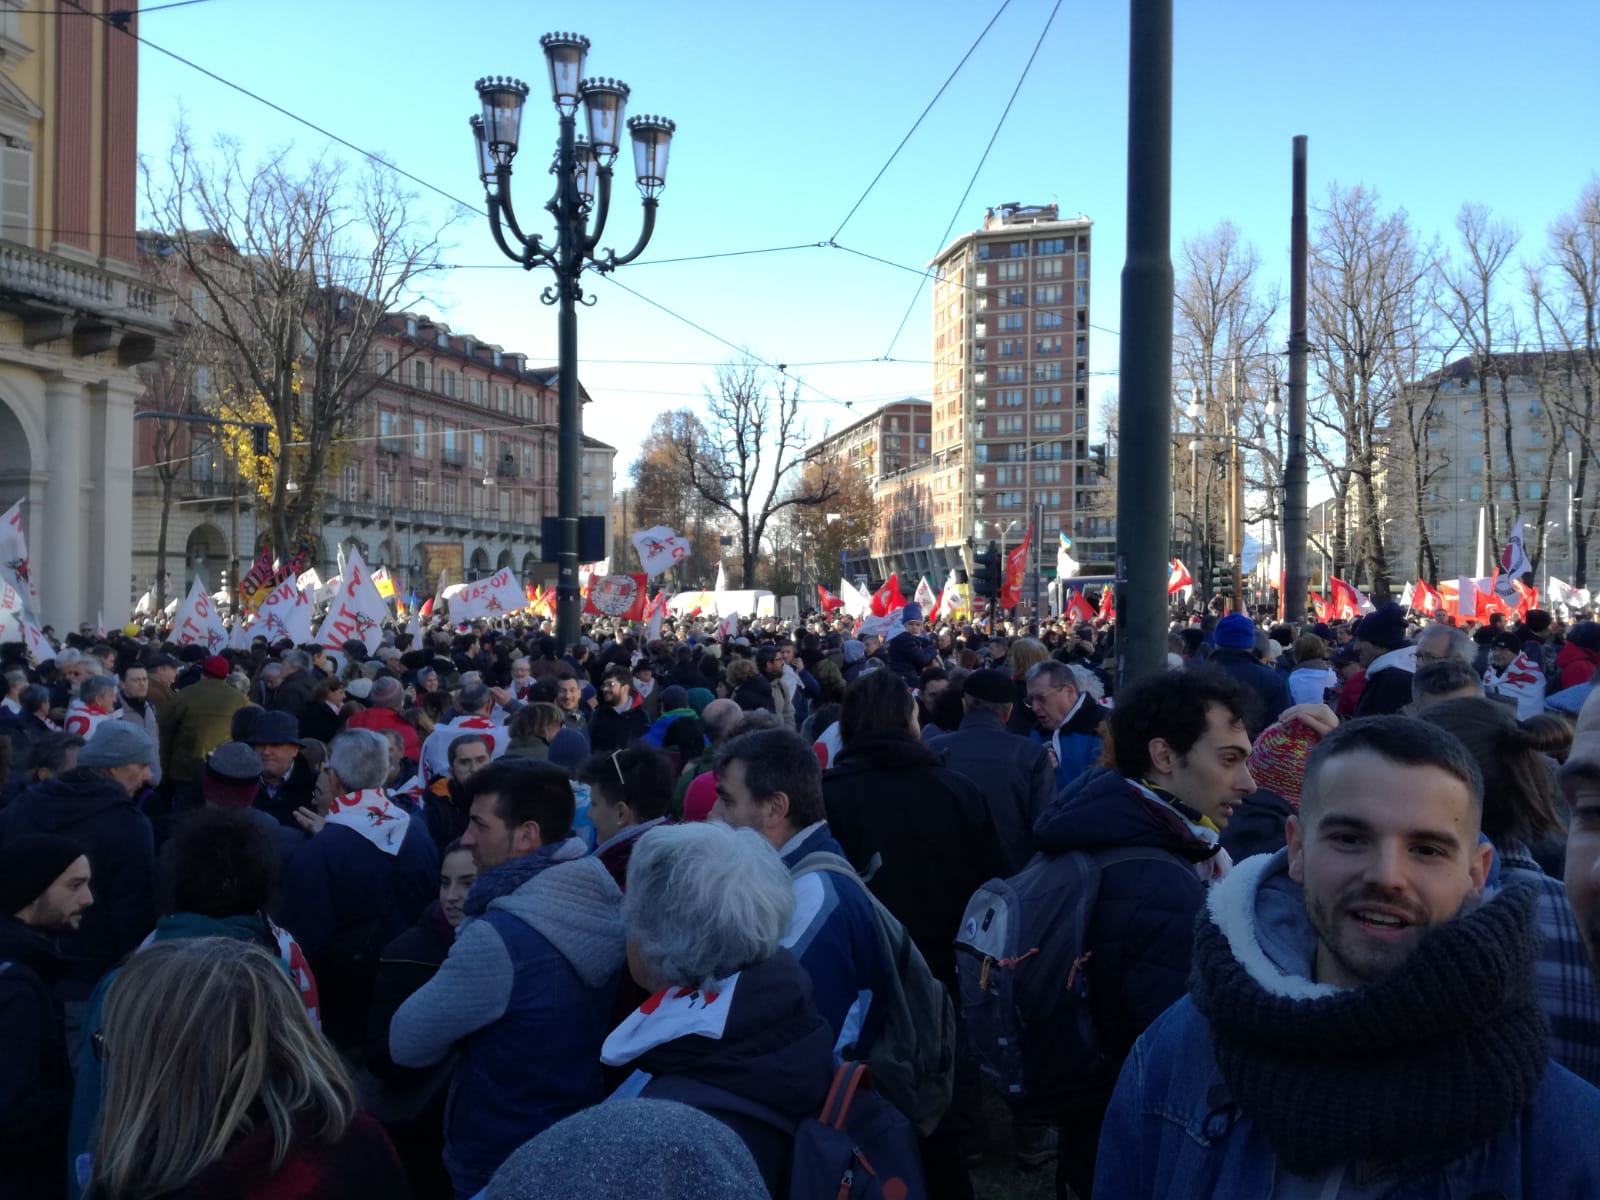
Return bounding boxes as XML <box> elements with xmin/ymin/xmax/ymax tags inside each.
<box><xmin>471</xmin><ymin>34</ymin><xmax>676</xmax><ymax>646</ymax></box>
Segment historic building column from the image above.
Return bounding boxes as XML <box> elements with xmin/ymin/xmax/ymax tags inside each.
<box><xmin>43</xmin><ymin>371</ymin><xmax>87</xmax><ymax>629</ymax></box>
<box><xmin>87</xmin><ymin>376</ymin><xmax>139</xmax><ymax>625</ymax></box>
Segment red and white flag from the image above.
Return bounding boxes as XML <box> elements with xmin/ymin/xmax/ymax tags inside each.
<box><xmin>631</xmin><ymin>525</ymin><xmax>691</xmax><ymax>580</ymax></box>
<box><xmin>1329</xmin><ymin>577</ymin><xmax>1369</xmax><ymax>622</ymax></box>
<box><xmin>584</xmin><ymin>574</ymin><xmax>648</xmax><ymax>622</ymax></box>
<box><xmin>1168</xmin><ymin>558</ymin><xmax>1194</xmax><ymax>595</ymax></box>
<box><xmin>816</xmin><ymin>584</ymin><xmax>846</xmax><ymax>613</ymax></box>
<box><xmin>455</xmin><ymin>568</ymin><xmax>524</xmax><ymax>622</ymax></box>
<box><xmin>1064</xmin><ymin>587</ymin><xmax>1095</xmax><ymax>624</ymax></box>
<box><xmin>1097</xmin><ymin>585</ymin><xmax>1115</xmax><ymax>622</ymax></box>
<box><xmin>913</xmin><ymin>576</ymin><xmax>937</xmax><ymax>613</ymax></box>
<box><xmin>644</xmin><ymin>590</ymin><xmax>668</xmax><ymax>640</ymax></box>
<box><xmin>870</xmin><ymin>574</ymin><xmax>905</xmax><ymax>617</ymax></box>
<box><xmin>0</xmin><ymin>499</ymin><xmax>38</xmax><ymax>617</ymax></box>
<box><xmin>257</xmin><ymin>575</ymin><xmax>314</xmax><ymax>644</ymax></box>
<box><xmin>1496</xmin><ymin>519</ymin><xmax>1531</xmax><ymax>600</ymax></box>
<box><xmin>171</xmin><ymin>578</ymin><xmax>229</xmax><ymax>653</ymax></box>
<box><xmin>1413</xmin><ymin>579</ymin><xmax>1443</xmax><ymax>617</ymax></box>
<box><xmin>715</xmin><ymin>610</ymin><xmax>741</xmax><ymax>642</ymax></box>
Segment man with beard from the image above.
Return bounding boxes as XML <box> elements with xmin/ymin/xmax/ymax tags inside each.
<box><xmin>1095</xmin><ymin>715</ymin><xmax>1600</xmax><ymax>1198</ymax></box>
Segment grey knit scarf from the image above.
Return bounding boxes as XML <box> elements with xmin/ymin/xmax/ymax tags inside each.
<box><xmin>463</xmin><ymin>836</ymin><xmax>587</xmax><ymax>917</ymax></box>
<box><xmin>1190</xmin><ymin>879</ymin><xmax>1547</xmax><ymax>1176</ymax></box>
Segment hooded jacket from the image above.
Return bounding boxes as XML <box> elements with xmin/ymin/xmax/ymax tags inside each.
<box><xmin>605</xmin><ymin>949</ymin><xmax>836</xmax><ymax>1198</ymax></box>
<box><xmin>1354</xmin><ymin>643</ymin><xmax>1418</xmax><ymax>717</ymax></box>
<box><xmin>0</xmin><ymin>770</ymin><xmax>156</xmax><ymax>994</ymax></box>
<box><xmin>823</xmin><ymin>735</ymin><xmax>1005</xmax><ymax>986</ymax></box>
<box><xmin>1556</xmin><ymin>638</ymin><xmax>1599</xmax><ymax>691</ymax></box>
<box><xmin>928</xmin><ymin>707</ymin><xmax>1055</xmax><ymax>875</ymax></box>
<box><xmin>1094</xmin><ymin>850</ymin><xmax>1600</xmax><ymax>1198</ymax></box>
<box><xmin>390</xmin><ymin>849</ymin><xmax>626</xmax><ymax>1196</ymax></box>
<box><xmin>155</xmin><ymin>676</ymin><xmax>250</xmax><ymax>785</ymax></box>
<box><xmin>1206</xmin><ymin>647</ymin><xmax>1292</xmax><ymax>736</ymax></box>
<box><xmin>1030</xmin><ymin>767</ymin><xmax>1216</xmax><ymax>1103</ymax></box>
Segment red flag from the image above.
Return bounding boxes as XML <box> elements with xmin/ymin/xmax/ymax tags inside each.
<box><xmin>1065</xmin><ymin>587</ymin><xmax>1094</xmax><ymax>623</ymax></box>
<box><xmin>1511</xmin><ymin>579</ymin><xmax>1539</xmax><ymax>619</ymax></box>
<box><xmin>1329</xmin><ymin>577</ymin><xmax>1365</xmax><ymax>622</ymax></box>
<box><xmin>1310</xmin><ymin>591</ymin><xmax>1330</xmax><ymax>622</ymax></box>
<box><xmin>869</xmin><ymin>574</ymin><xmax>905</xmax><ymax>617</ymax></box>
<box><xmin>1414</xmin><ymin>579</ymin><xmax>1443</xmax><ymax>617</ymax></box>
<box><xmin>999</xmin><ymin>523</ymin><xmax>1034</xmax><ymax>609</ymax></box>
<box><xmin>1167</xmin><ymin>558</ymin><xmax>1193</xmax><ymax>595</ymax></box>
<box><xmin>817</xmin><ymin>584</ymin><xmax>845</xmax><ymax>613</ymax></box>
<box><xmin>420</xmin><ymin>596</ymin><xmax>434</xmax><ymax>618</ymax></box>
<box><xmin>1097</xmin><ymin>585</ymin><xmax>1115</xmax><ymax>622</ymax></box>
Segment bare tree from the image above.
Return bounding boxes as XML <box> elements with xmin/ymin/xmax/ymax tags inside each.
<box><xmin>1435</xmin><ymin>203</ymin><xmax>1522</xmax><ymax>544</ymax></box>
<box><xmin>674</xmin><ymin>359</ymin><xmax>838</xmax><ymax>587</ymax></box>
<box><xmin>1528</xmin><ymin>179</ymin><xmax>1600</xmax><ymax>587</ymax></box>
<box><xmin>629</xmin><ymin>410</ymin><xmax>727</xmax><ymax>586</ymax></box>
<box><xmin>1307</xmin><ymin>184</ymin><xmax>1429</xmax><ymax>599</ymax></box>
<box><xmin>137</xmin><ymin>343</ymin><xmax>202</xmax><ymax>614</ymax></box>
<box><xmin>142</xmin><ymin>127</ymin><xmax>447</xmax><ymax>554</ymax></box>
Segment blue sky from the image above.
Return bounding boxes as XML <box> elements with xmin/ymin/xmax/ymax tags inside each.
<box><xmin>135</xmin><ymin>0</ymin><xmax>1599</xmax><ymax>479</ymax></box>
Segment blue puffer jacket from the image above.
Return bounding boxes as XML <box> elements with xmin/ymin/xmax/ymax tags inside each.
<box><xmin>1030</xmin><ymin>767</ymin><xmax>1214</xmax><ymax>1108</ymax></box>
<box><xmin>1029</xmin><ymin>694</ymin><xmax>1107</xmax><ymax>794</ymax></box>
<box><xmin>779</xmin><ymin>822</ymin><xmax>896</xmax><ymax>1058</ymax></box>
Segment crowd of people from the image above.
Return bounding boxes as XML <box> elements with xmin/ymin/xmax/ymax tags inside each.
<box><xmin>1</xmin><ymin>594</ymin><xmax>1599</xmax><ymax>1198</ymax></box>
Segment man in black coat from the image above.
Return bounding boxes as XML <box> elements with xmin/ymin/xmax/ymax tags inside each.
<box><xmin>588</xmin><ymin>664</ymin><xmax>650</xmax><ymax>754</ymax></box>
<box><xmin>1028</xmin><ymin>669</ymin><xmax>1254</xmax><ymax>1198</ymax></box>
<box><xmin>1205</xmin><ymin>613</ymin><xmax>1290</xmax><ymax>739</ymax></box>
<box><xmin>927</xmin><ymin>668</ymin><xmax>1054</xmax><ymax>875</ymax></box>
<box><xmin>0</xmin><ymin>722</ymin><xmax>156</xmax><ymax>1008</ymax></box>
<box><xmin>1353</xmin><ymin>601</ymin><xmax>1417</xmax><ymax>717</ymax></box>
<box><xmin>0</xmin><ymin>834</ymin><xmax>93</xmax><ymax>1199</ymax></box>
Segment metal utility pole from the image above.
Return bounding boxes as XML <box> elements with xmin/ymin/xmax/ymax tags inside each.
<box><xmin>1031</xmin><ymin>499</ymin><xmax>1043</xmax><ymax>634</ymax></box>
<box><xmin>1283</xmin><ymin>135</ymin><xmax>1311</xmax><ymax>625</ymax></box>
<box><xmin>1229</xmin><ymin>357</ymin><xmax>1244</xmax><ymax>612</ymax></box>
<box><xmin>1114</xmin><ymin>0</ymin><xmax>1174</xmax><ymax>687</ymax></box>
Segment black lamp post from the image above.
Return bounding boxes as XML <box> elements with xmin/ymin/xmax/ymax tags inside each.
<box><xmin>472</xmin><ymin>32</ymin><xmax>675</xmax><ymax>647</ymax></box>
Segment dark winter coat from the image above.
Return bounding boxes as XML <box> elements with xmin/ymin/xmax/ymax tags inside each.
<box><xmin>928</xmin><ymin>707</ymin><xmax>1054</xmax><ymax>875</ymax></box>
<box><xmin>631</xmin><ymin>950</ymin><xmax>837</xmax><ymax>1199</ymax></box>
<box><xmin>0</xmin><ymin>770</ymin><xmax>156</xmax><ymax>996</ymax></box>
<box><xmin>886</xmin><ymin>630</ymin><xmax>935</xmax><ymax>690</ymax></box>
<box><xmin>1031</xmin><ymin>766</ymin><xmax>1215</xmax><ymax>1112</ymax></box>
<box><xmin>1205</xmin><ymin>648</ymin><xmax>1291</xmax><ymax>738</ymax></box>
<box><xmin>823</xmin><ymin>735</ymin><xmax>1006</xmax><ymax>986</ymax></box>
<box><xmin>1218</xmin><ymin>788</ymin><xmax>1294</xmax><ymax>863</ymax></box>
<box><xmin>0</xmin><ymin>918</ymin><xmax>73</xmax><ymax>1200</ymax></box>
<box><xmin>731</xmin><ymin>672</ymin><xmax>776</xmax><ymax>714</ymax></box>
<box><xmin>146</xmin><ymin>1112</ymin><xmax>407</xmax><ymax>1200</ymax></box>
<box><xmin>267</xmin><ymin>669</ymin><xmax>314</xmax><ymax>720</ymax></box>
<box><xmin>364</xmin><ymin>901</ymin><xmax>455</xmax><ymax>1079</ymax></box>
<box><xmin>298</xmin><ymin>700</ymin><xmax>345</xmax><ymax>747</ymax></box>
<box><xmin>275</xmin><ymin>818</ymin><xmax>436</xmax><ymax>1049</ymax></box>
<box><xmin>588</xmin><ymin>701</ymin><xmax>650</xmax><ymax>755</ymax></box>
<box><xmin>254</xmin><ymin>755</ymin><xmax>318</xmax><ymax>830</ymax></box>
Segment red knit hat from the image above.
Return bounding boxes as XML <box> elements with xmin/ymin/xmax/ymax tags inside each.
<box><xmin>1246</xmin><ymin>719</ymin><xmax>1321</xmax><ymax>808</ymax></box>
<box><xmin>202</xmin><ymin>655</ymin><xmax>229</xmax><ymax>679</ymax></box>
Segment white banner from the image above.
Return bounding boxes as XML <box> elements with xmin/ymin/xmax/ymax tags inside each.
<box><xmin>257</xmin><ymin>575</ymin><xmax>314</xmax><ymax>644</ymax></box>
<box><xmin>631</xmin><ymin>525</ymin><xmax>691</xmax><ymax>580</ymax></box>
<box><xmin>453</xmin><ymin>567</ymin><xmax>524</xmax><ymax>621</ymax></box>
<box><xmin>314</xmin><ymin>548</ymin><xmax>388</xmax><ymax>652</ymax></box>
<box><xmin>913</xmin><ymin>576</ymin><xmax>937</xmax><ymax>613</ymax></box>
<box><xmin>0</xmin><ymin>499</ymin><xmax>38</xmax><ymax>618</ymax></box>
<box><xmin>171</xmin><ymin>578</ymin><xmax>229</xmax><ymax>653</ymax></box>
<box><xmin>840</xmin><ymin>578</ymin><xmax>870</xmax><ymax>618</ymax></box>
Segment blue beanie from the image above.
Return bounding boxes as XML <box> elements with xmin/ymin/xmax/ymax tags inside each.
<box><xmin>1214</xmin><ymin>612</ymin><xmax>1258</xmax><ymax>650</ymax></box>
<box><xmin>901</xmin><ymin>602</ymin><xmax>923</xmax><ymax>624</ymax></box>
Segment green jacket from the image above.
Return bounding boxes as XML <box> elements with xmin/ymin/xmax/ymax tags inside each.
<box><xmin>156</xmin><ymin>677</ymin><xmax>251</xmax><ymax>785</ymax></box>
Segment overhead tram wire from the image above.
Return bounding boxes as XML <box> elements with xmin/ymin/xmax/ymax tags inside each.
<box><xmin>829</xmin><ymin>0</ymin><xmax>1015</xmax><ymax>242</ymax></box>
<box><xmin>880</xmin><ymin>0</ymin><xmax>1065</xmax><ymax>361</ymax></box>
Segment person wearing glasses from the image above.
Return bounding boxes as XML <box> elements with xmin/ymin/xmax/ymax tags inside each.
<box><xmin>0</xmin><ymin>833</ymin><xmax>91</xmax><ymax>1199</ymax></box>
<box><xmin>1024</xmin><ymin>659</ymin><xmax>1107</xmax><ymax>794</ymax></box>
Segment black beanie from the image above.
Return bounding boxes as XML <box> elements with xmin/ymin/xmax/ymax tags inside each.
<box><xmin>0</xmin><ymin>834</ymin><xmax>89</xmax><ymax>916</ymax></box>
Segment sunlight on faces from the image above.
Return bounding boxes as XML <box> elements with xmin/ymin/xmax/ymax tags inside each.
<box><xmin>556</xmin><ymin>678</ymin><xmax>582</xmax><ymax>712</ymax></box>
<box><xmin>1289</xmin><ymin>750</ymin><xmax>1490</xmax><ymax>989</ymax></box>
<box><xmin>1148</xmin><ymin>704</ymin><xmax>1253</xmax><ymax>830</ymax></box>
<box><xmin>711</xmin><ymin>758</ymin><xmax>786</xmax><ymax>846</ymax></box>
<box><xmin>1024</xmin><ymin>678</ymin><xmax>1077</xmax><ymax>731</ymax></box>
<box><xmin>1561</xmin><ymin>708</ymin><xmax>1600</xmax><ymax>968</ymax></box>
<box><xmin>460</xmin><ymin>791</ymin><xmax>541</xmax><ymax>871</ymax></box>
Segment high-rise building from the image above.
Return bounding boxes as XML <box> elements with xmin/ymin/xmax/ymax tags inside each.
<box><xmin>928</xmin><ymin>203</ymin><xmax>1110</xmax><ymax>576</ymax></box>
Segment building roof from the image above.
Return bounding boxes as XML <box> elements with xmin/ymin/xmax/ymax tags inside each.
<box><xmin>806</xmin><ymin>396</ymin><xmax>930</xmax><ymax>457</ymax></box>
<box><xmin>928</xmin><ymin>203</ymin><xmax>1093</xmax><ymax>268</ymax></box>
<box><xmin>1414</xmin><ymin>349</ymin><xmax>1592</xmax><ymax>387</ymax></box>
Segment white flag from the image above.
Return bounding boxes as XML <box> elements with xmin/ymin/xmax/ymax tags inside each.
<box><xmin>913</xmin><ymin>576</ymin><xmax>937</xmax><ymax>613</ymax></box>
<box><xmin>1496</xmin><ymin>519</ymin><xmax>1531</xmax><ymax>599</ymax></box>
<box><xmin>257</xmin><ymin>575</ymin><xmax>314</xmax><ymax>644</ymax></box>
<box><xmin>229</xmin><ymin>617</ymin><xmax>253</xmax><ymax>651</ymax></box>
<box><xmin>645</xmin><ymin>592</ymin><xmax>665</xmax><ymax>641</ymax></box>
<box><xmin>1057</xmin><ymin>532</ymin><xmax>1080</xmax><ymax>579</ymax></box>
<box><xmin>631</xmin><ymin>525</ymin><xmax>691</xmax><ymax>580</ymax></box>
<box><xmin>716</xmin><ymin>610</ymin><xmax>740</xmax><ymax>642</ymax></box>
<box><xmin>314</xmin><ymin>547</ymin><xmax>389</xmax><ymax>652</ymax></box>
<box><xmin>713</xmin><ymin>560</ymin><xmax>728</xmax><ymax>594</ymax></box>
<box><xmin>454</xmin><ymin>568</ymin><xmax>523</xmax><ymax>622</ymax></box>
<box><xmin>171</xmin><ymin>578</ymin><xmax>229</xmax><ymax>653</ymax></box>
<box><xmin>0</xmin><ymin>499</ymin><xmax>39</xmax><ymax>617</ymax></box>
<box><xmin>839</xmin><ymin>578</ymin><xmax>869</xmax><ymax>618</ymax></box>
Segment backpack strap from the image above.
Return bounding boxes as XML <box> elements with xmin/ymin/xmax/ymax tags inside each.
<box><xmin>1093</xmin><ymin>845</ymin><xmax>1195</xmax><ymax>873</ymax></box>
<box><xmin>643</xmin><ymin>1073</ymin><xmax>799</xmax><ymax>1140</ymax></box>
<box><xmin>819</xmin><ymin>1062</ymin><xmax>872</xmax><ymax>1130</ymax></box>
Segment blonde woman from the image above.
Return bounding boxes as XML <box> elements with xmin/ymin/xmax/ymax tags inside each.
<box><xmin>85</xmin><ymin>938</ymin><xmax>405</xmax><ymax>1200</ymax></box>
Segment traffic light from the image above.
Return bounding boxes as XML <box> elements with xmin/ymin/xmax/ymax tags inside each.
<box><xmin>1090</xmin><ymin>442</ymin><xmax>1108</xmax><ymax>477</ymax></box>
<box><xmin>971</xmin><ymin>541</ymin><xmax>1002</xmax><ymax>599</ymax></box>
<box><xmin>251</xmin><ymin>423</ymin><xmax>271</xmax><ymax>456</ymax></box>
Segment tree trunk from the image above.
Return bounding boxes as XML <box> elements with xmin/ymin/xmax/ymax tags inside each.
<box><xmin>154</xmin><ymin>471</ymin><xmax>175</xmax><ymax>614</ymax></box>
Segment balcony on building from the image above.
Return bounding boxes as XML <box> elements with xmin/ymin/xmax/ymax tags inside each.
<box><xmin>441</xmin><ymin>445</ymin><xmax>465</xmax><ymax>468</ymax></box>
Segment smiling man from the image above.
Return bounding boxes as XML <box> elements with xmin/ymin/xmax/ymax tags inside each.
<box><xmin>1095</xmin><ymin>715</ymin><xmax>1600</xmax><ymax>1198</ymax></box>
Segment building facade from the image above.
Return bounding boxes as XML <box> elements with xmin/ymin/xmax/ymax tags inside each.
<box><xmin>805</xmin><ymin>398</ymin><xmax>934</xmax><ymax>578</ymax></box>
<box><xmin>132</xmin><ymin>311</ymin><xmax>614</xmax><ymax>607</ymax></box>
<box><xmin>1379</xmin><ymin>352</ymin><xmax>1597</xmax><ymax>589</ymax></box>
<box><xmin>927</xmin><ymin>203</ymin><xmax>1112</xmax><ymax>578</ymax></box>
<box><xmin>0</xmin><ymin>5</ymin><xmax>171</xmax><ymax>630</ymax></box>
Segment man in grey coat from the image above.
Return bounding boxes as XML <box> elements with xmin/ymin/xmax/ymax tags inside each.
<box><xmin>926</xmin><ymin>668</ymin><xmax>1055</xmax><ymax>875</ymax></box>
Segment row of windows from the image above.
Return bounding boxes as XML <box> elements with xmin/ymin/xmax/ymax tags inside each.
<box><xmin>977</xmin><ymin>414</ymin><xmax>1083</xmax><ymax>438</ymax></box>
<box><xmin>974</xmin><ymin>234</ymin><xmax>1090</xmax><ymax>260</ymax></box>
<box><xmin>378</xmin><ymin>350</ymin><xmax>546</xmax><ymax>418</ymax></box>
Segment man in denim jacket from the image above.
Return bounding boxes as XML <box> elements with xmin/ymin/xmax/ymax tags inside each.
<box><xmin>1095</xmin><ymin>715</ymin><xmax>1600</xmax><ymax>1198</ymax></box>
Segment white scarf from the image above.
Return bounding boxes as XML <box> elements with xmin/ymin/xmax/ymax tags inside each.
<box><xmin>324</xmin><ymin>787</ymin><xmax>410</xmax><ymax>856</ymax></box>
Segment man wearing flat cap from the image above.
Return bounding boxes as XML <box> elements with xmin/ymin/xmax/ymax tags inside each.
<box><xmin>927</xmin><ymin>667</ymin><xmax>1055</xmax><ymax>875</ymax></box>
<box><xmin>0</xmin><ymin>833</ymin><xmax>92</xmax><ymax>1196</ymax></box>
<box><xmin>0</xmin><ymin>722</ymin><xmax>156</xmax><ymax>1010</ymax></box>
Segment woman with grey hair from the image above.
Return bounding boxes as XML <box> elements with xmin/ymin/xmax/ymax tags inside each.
<box><xmin>602</xmin><ymin>822</ymin><xmax>834</xmax><ymax>1196</ymax></box>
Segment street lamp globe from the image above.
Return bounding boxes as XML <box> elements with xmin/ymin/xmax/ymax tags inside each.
<box><xmin>540</xmin><ymin>32</ymin><xmax>590</xmax><ymax>114</ymax></box>
<box><xmin>579</xmin><ymin>77</ymin><xmax>630</xmax><ymax>163</ymax></box>
<box><xmin>572</xmin><ymin>137</ymin><xmax>599</xmax><ymax>207</ymax></box>
<box><xmin>628</xmin><ymin>115</ymin><xmax>676</xmax><ymax>198</ymax></box>
<box><xmin>469</xmin><ymin>115</ymin><xmax>494</xmax><ymax>184</ymax></box>
<box><xmin>474</xmin><ymin>76</ymin><xmax>530</xmax><ymax>166</ymax></box>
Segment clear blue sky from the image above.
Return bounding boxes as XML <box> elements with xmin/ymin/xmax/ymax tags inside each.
<box><xmin>135</xmin><ymin>0</ymin><xmax>1599</xmax><ymax>480</ymax></box>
